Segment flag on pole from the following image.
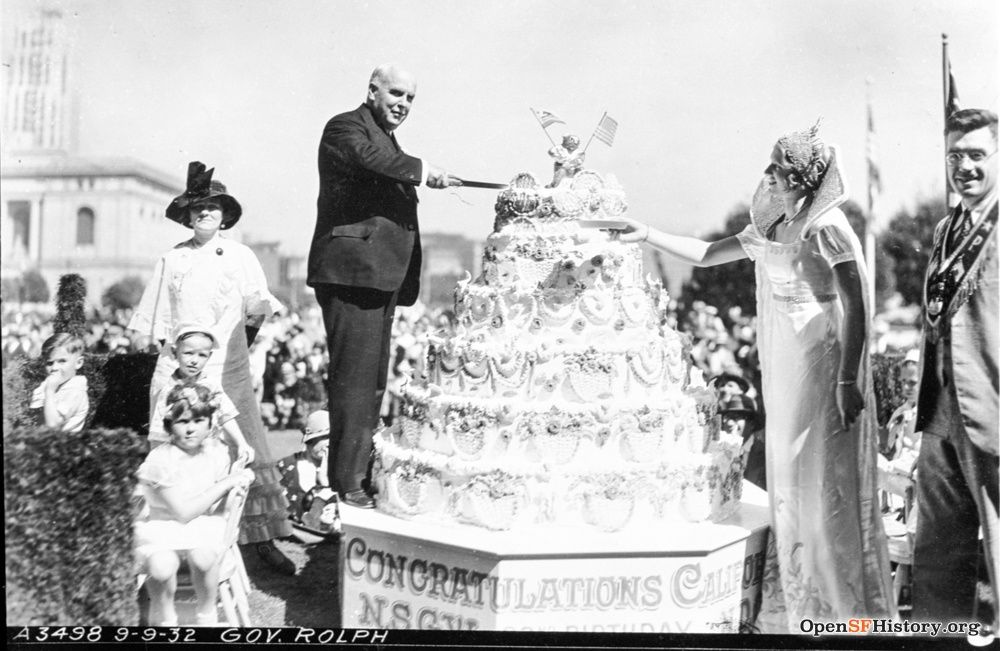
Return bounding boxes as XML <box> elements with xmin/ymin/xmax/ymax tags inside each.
<box><xmin>945</xmin><ymin>52</ymin><xmax>961</xmax><ymax>117</ymax></box>
<box><xmin>866</xmin><ymin>100</ymin><xmax>882</xmax><ymax>214</ymax></box>
<box><xmin>531</xmin><ymin>107</ymin><xmax>565</xmax><ymax>129</ymax></box>
<box><xmin>593</xmin><ymin>113</ymin><xmax>618</xmax><ymax>147</ymax></box>
<box><xmin>942</xmin><ymin>34</ymin><xmax>962</xmax><ymax>207</ymax></box>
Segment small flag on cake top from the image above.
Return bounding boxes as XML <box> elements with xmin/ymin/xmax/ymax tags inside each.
<box><xmin>583</xmin><ymin>112</ymin><xmax>619</xmax><ymax>153</ymax></box>
<box><xmin>593</xmin><ymin>113</ymin><xmax>618</xmax><ymax>146</ymax></box>
<box><xmin>531</xmin><ymin>107</ymin><xmax>565</xmax><ymax>129</ymax></box>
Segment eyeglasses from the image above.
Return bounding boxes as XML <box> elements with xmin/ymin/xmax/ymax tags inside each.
<box><xmin>945</xmin><ymin>150</ymin><xmax>997</xmax><ymax>166</ymax></box>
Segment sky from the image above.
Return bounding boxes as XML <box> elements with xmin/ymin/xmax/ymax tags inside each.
<box><xmin>2</xmin><ymin>0</ymin><xmax>998</xmax><ymax>259</ymax></box>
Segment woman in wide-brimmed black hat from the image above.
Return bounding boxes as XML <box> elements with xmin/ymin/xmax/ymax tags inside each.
<box><xmin>129</xmin><ymin>162</ymin><xmax>296</xmax><ymax>583</ymax></box>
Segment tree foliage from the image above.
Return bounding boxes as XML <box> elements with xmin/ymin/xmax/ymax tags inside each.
<box><xmin>677</xmin><ymin>205</ymin><xmax>756</xmax><ymax>316</ymax></box>
<box><xmin>0</xmin><ymin>277</ymin><xmax>20</xmax><ymax>302</ymax></box>
<box><xmin>18</xmin><ymin>269</ymin><xmax>50</xmax><ymax>303</ymax></box>
<box><xmin>840</xmin><ymin>199</ymin><xmax>896</xmax><ymax>309</ymax></box>
<box><xmin>101</xmin><ymin>275</ymin><xmax>146</xmax><ymax>312</ymax></box>
<box><xmin>879</xmin><ymin>197</ymin><xmax>945</xmax><ymax>306</ymax></box>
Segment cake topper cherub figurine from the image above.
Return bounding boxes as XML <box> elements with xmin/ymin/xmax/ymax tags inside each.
<box><xmin>547</xmin><ymin>134</ymin><xmax>586</xmax><ymax>187</ymax></box>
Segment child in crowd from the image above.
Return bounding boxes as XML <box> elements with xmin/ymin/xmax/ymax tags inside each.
<box><xmin>878</xmin><ymin>350</ymin><xmax>922</xmax><ymax>523</ymax></box>
<box><xmin>278</xmin><ymin>410</ymin><xmax>338</xmax><ymax>535</ymax></box>
<box><xmin>30</xmin><ymin>333</ymin><xmax>89</xmax><ymax>433</ymax></box>
<box><xmin>134</xmin><ymin>383</ymin><xmax>255</xmax><ymax>626</ymax></box>
<box><xmin>149</xmin><ymin>325</ymin><xmax>254</xmax><ymax>464</ymax></box>
<box><xmin>719</xmin><ymin>393</ymin><xmax>767</xmax><ymax>490</ymax></box>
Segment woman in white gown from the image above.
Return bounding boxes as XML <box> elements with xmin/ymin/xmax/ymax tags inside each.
<box><xmin>130</xmin><ymin>162</ymin><xmax>295</xmax><ymax>574</ymax></box>
<box><xmin>618</xmin><ymin>124</ymin><xmax>895</xmax><ymax>631</ymax></box>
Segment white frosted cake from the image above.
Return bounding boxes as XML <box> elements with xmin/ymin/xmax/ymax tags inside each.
<box><xmin>372</xmin><ymin>168</ymin><xmax>744</xmax><ymax>531</ymax></box>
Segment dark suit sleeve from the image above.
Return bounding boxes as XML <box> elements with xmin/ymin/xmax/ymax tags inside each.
<box><xmin>321</xmin><ymin>117</ymin><xmax>422</xmax><ymax>186</ymax></box>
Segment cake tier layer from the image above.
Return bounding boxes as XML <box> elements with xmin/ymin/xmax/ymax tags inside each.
<box><xmin>372</xmin><ymin>423</ymin><xmax>744</xmax><ymax>532</ymax></box>
<box><xmin>492</xmin><ymin>170</ymin><xmax>628</xmax><ymax>231</ymax></box>
<box><xmin>426</xmin><ymin>333</ymin><xmax>689</xmax><ymax>404</ymax></box>
<box><xmin>392</xmin><ymin>383</ymin><xmax>719</xmax><ymax>466</ymax></box>
<box><xmin>481</xmin><ymin>228</ymin><xmax>642</xmax><ymax>293</ymax></box>
<box><xmin>454</xmin><ymin>273</ymin><xmax>671</xmax><ymax>342</ymax></box>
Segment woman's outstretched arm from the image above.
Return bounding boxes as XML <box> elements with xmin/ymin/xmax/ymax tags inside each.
<box><xmin>616</xmin><ymin>217</ymin><xmax>749</xmax><ymax>267</ymax></box>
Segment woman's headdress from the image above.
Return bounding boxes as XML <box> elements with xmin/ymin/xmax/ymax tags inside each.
<box><xmin>775</xmin><ymin>119</ymin><xmax>826</xmax><ymax>190</ymax></box>
<box><xmin>750</xmin><ymin>124</ymin><xmax>848</xmax><ymax>237</ymax></box>
<box><xmin>165</xmin><ymin>162</ymin><xmax>242</xmax><ymax>229</ymax></box>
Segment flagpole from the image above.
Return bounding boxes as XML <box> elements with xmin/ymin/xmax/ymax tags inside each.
<box><xmin>942</xmin><ymin>33</ymin><xmax>952</xmax><ymax>209</ymax></box>
<box><xmin>865</xmin><ymin>78</ymin><xmax>878</xmax><ymax>320</ymax></box>
<box><xmin>582</xmin><ymin>111</ymin><xmax>606</xmax><ymax>154</ymax></box>
<box><xmin>530</xmin><ymin>108</ymin><xmax>558</xmax><ymax>147</ymax></box>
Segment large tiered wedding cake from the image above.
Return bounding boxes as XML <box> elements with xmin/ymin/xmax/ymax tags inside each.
<box><xmin>371</xmin><ymin>167</ymin><xmax>745</xmax><ymax>532</ymax></box>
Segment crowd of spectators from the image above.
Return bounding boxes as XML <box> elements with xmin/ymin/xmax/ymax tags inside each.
<box><xmin>2</xmin><ymin>305</ymin><xmax>146</xmax><ymax>369</ymax></box>
<box><xmin>4</xmin><ymin>294</ymin><xmax>918</xmax><ymax>453</ymax></box>
<box><xmin>252</xmin><ymin>310</ymin><xmax>328</xmax><ymax>431</ymax></box>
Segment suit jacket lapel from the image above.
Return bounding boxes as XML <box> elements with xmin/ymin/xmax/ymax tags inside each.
<box><xmin>386</xmin><ymin>132</ymin><xmax>417</xmax><ymax>201</ymax></box>
<box><xmin>359</xmin><ymin>105</ymin><xmax>417</xmax><ymax>201</ymax></box>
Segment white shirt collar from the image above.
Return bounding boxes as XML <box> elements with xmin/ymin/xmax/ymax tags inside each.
<box><xmin>961</xmin><ymin>188</ymin><xmax>998</xmax><ymax>218</ymax></box>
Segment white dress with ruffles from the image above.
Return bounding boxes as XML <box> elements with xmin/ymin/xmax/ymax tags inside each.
<box><xmin>129</xmin><ymin>234</ymin><xmax>291</xmax><ymax>543</ymax></box>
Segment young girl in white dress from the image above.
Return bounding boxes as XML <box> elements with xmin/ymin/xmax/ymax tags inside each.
<box><xmin>135</xmin><ymin>383</ymin><xmax>254</xmax><ymax>626</ymax></box>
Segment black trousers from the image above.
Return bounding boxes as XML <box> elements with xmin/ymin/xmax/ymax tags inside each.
<box><xmin>314</xmin><ymin>284</ymin><xmax>397</xmax><ymax>496</ymax></box>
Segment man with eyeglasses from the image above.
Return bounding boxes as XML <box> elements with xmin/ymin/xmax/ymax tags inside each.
<box><xmin>913</xmin><ymin>108</ymin><xmax>998</xmax><ymax>633</ymax></box>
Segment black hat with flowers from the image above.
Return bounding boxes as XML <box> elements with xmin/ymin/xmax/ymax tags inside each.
<box><xmin>166</xmin><ymin>161</ymin><xmax>242</xmax><ymax>229</ymax></box>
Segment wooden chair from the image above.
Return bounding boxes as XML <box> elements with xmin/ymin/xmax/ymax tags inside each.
<box><xmin>136</xmin><ymin>460</ymin><xmax>254</xmax><ymax>626</ymax></box>
<box><xmin>214</xmin><ymin>460</ymin><xmax>254</xmax><ymax>626</ymax></box>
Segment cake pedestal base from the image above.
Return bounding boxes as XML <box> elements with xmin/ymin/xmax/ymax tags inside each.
<box><xmin>339</xmin><ymin>481</ymin><xmax>770</xmax><ymax>633</ymax></box>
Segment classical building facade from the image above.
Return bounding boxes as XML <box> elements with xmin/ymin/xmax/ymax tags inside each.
<box><xmin>1</xmin><ymin>157</ymin><xmax>186</xmax><ymax>302</ymax></box>
<box><xmin>1</xmin><ymin>7</ymin><xmax>188</xmax><ymax>304</ymax></box>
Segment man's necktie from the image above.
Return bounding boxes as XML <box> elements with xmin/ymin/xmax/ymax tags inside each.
<box><xmin>949</xmin><ymin>208</ymin><xmax>972</xmax><ymax>253</ymax></box>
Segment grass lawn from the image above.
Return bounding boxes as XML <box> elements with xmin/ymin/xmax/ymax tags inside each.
<box><xmin>241</xmin><ymin>534</ymin><xmax>341</xmax><ymax>627</ymax></box>
<box><xmin>241</xmin><ymin>429</ymin><xmax>342</xmax><ymax>627</ymax></box>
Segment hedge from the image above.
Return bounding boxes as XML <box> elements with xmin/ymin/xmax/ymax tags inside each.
<box><xmin>5</xmin><ymin>427</ymin><xmax>147</xmax><ymax>625</ymax></box>
<box><xmin>3</xmin><ymin>355</ymin><xmax>107</xmax><ymax>434</ymax></box>
<box><xmin>4</xmin><ymin>352</ymin><xmax>156</xmax><ymax>437</ymax></box>
<box><xmin>90</xmin><ymin>353</ymin><xmax>158</xmax><ymax>436</ymax></box>
<box><xmin>4</xmin><ymin>346</ymin><xmax>156</xmax><ymax>625</ymax></box>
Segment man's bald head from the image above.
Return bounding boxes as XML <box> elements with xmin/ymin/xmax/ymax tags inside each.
<box><xmin>366</xmin><ymin>64</ymin><xmax>417</xmax><ymax>132</ymax></box>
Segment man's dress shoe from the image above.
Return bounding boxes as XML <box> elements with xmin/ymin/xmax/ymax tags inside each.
<box><xmin>342</xmin><ymin>489</ymin><xmax>375</xmax><ymax>509</ymax></box>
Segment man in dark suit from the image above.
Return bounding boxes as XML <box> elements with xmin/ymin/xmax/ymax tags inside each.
<box><xmin>307</xmin><ymin>64</ymin><xmax>459</xmax><ymax>508</ymax></box>
<box><xmin>913</xmin><ymin>108</ymin><xmax>998</xmax><ymax>631</ymax></box>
